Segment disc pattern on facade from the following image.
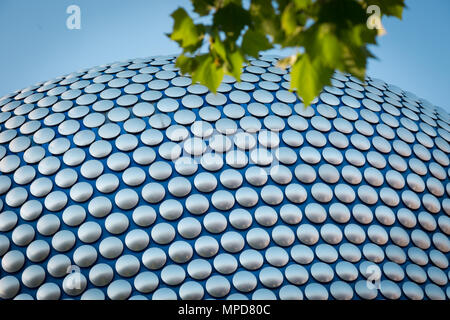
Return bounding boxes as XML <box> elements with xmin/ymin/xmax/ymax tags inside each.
<box><xmin>0</xmin><ymin>55</ymin><xmax>449</xmax><ymax>300</ymax></box>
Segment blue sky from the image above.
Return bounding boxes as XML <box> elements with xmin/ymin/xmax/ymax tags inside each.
<box><xmin>0</xmin><ymin>0</ymin><xmax>449</xmax><ymax>111</ymax></box>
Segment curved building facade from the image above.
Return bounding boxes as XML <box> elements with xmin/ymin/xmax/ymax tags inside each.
<box><xmin>0</xmin><ymin>55</ymin><xmax>449</xmax><ymax>300</ymax></box>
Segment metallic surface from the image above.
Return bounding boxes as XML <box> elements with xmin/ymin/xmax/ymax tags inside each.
<box><xmin>0</xmin><ymin>55</ymin><xmax>449</xmax><ymax>300</ymax></box>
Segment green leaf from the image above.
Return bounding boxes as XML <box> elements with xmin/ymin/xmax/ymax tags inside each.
<box><xmin>340</xmin><ymin>42</ymin><xmax>372</xmax><ymax>80</ymax></box>
<box><xmin>294</xmin><ymin>0</ymin><xmax>311</xmax><ymax>10</ymax></box>
<box><xmin>192</xmin><ymin>0</ymin><xmax>215</xmax><ymax>16</ymax></box>
<box><xmin>290</xmin><ymin>53</ymin><xmax>333</xmax><ymax>107</ymax></box>
<box><xmin>281</xmin><ymin>3</ymin><xmax>296</xmax><ymax>35</ymax></box>
<box><xmin>168</xmin><ymin>0</ymin><xmax>406</xmax><ymax>110</ymax></box>
<box><xmin>176</xmin><ymin>54</ymin><xmax>224</xmax><ymax>93</ymax></box>
<box><xmin>302</xmin><ymin>24</ymin><xmax>341</xmax><ymax>68</ymax></box>
<box><xmin>320</xmin><ymin>32</ymin><xmax>341</xmax><ymax>67</ymax></box>
<box><xmin>213</xmin><ymin>3</ymin><xmax>251</xmax><ymax>40</ymax></box>
<box><xmin>211</xmin><ymin>36</ymin><xmax>244</xmax><ymax>80</ymax></box>
<box><xmin>226</xmin><ymin>49</ymin><xmax>245</xmax><ymax>80</ymax></box>
<box><xmin>316</xmin><ymin>0</ymin><xmax>367</xmax><ymax>27</ymax></box>
<box><xmin>367</xmin><ymin>0</ymin><xmax>405</xmax><ymax>18</ymax></box>
<box><xmin>169</xmin><ymin>8</ymin><xmax>203</xmax><ymax>50</ymax></box>
<box><xmin>337</xmin><ymin>25</ymin><xmax>376</xmax><ymax>79</ymax></box>
<box><xmin>249</xmin><ymin>0</ymin><xmax>279</xmax><ymax>38</ymax></box>
<box><xmin>212</xmin><ymin>35</ymin><xmax>227</xmax><ymax>61</ymax></box>
<box><xmin>241</xmin><ymin>29</ymin><xmax>272</xmax><ymax>58</ymax></box>
<box><xmin>175</xmin><ymin>54</ymin><xmax>200</xmax><ymax>76</ymax></box>
<box><xmin>194</xmin><ymin>56</ymin><xmax>224</xmax><ymax>93</ymax></box>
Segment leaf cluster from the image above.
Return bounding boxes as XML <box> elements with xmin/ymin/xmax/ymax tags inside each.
<box><xmin>168</xmin><ymin>0</ymin><xmax>405</xmax><ymax>106</ymax></box>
